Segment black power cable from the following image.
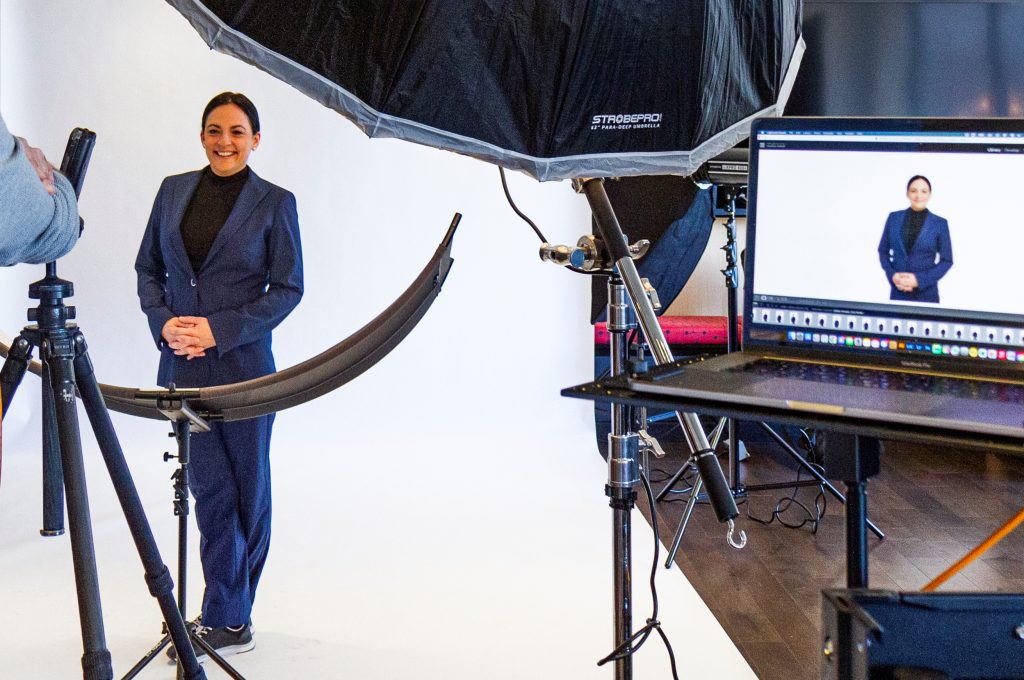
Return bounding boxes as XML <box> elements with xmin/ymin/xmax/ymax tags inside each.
<box><xmin>499</xmin><ymin>166</ymin><xmax>547</xmax><ymax>242</ymax></box>
<box><xmin>744</xmin><ymin>429</ymin><xmax>829</xmax><ymax>533</ymax></box>
<box><xmin>744</xmin><ymin>464</ymin><xmax>828</xmax><ymax>534</ymax></box>
<box><xmin>597</xmin><ymin>469</ymin><xmax>680</xmax><ymax>680</ymax></box>
<box><xmin>498</xmin><ymin>167</ymin><xmax>606</xmax><ymax>276</ymax></box>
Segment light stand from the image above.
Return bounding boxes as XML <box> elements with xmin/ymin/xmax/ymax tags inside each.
<box><xmin>0</xmin><ymin>129</ymin><xmax>206</xmax><ymax>680</ymax></box>
<box><xmin>720</xmin><ymin>186</ymin><xmax>743</xmax><ymax>489</ymax></box>
<box><xmin>603</xmin><ymin>275</ymin><xmax>639</xmax><ymax>680</ymax></box>
<box><xmin>122</xmin><ymin>393</ymin><xmax>246</xmax><ymax>680</ymax></box>
<box><xmin>541</xmin><ymin>177</ymin><xmax>745</xmax><ymax>680</ymax></box>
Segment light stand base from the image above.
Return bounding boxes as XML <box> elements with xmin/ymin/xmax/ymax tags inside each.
<box><xmin>121</xmin><ymin>400</ymin><xmax>245</xmax><ymax>680</ymax></box>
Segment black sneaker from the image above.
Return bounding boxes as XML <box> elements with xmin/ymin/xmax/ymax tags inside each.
<box><xmin>167</xmin><ymin>620</ymin><xmax>254</xmax><ymax>663</ymax></box>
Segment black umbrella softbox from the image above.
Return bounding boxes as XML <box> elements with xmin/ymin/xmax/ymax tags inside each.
<box><xmin>167</xmin><ymin>0</ymin><xmax>803</xmax><ymax>180</ymax></box>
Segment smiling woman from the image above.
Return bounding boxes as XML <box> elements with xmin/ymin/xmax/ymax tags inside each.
<box><xmin>201</xmin><ymin>93</ymin><xmax>260</xmax><ymax>178</ymax></box>
<box><xmin>133</xmin><ymin>90</ymin><xmax>303</xmax><ymax>657</ymax></box>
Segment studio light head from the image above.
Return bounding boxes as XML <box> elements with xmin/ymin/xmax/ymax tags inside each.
<box><xmin>693</xmin><ymin>146</ymin><xmax>748</xmax><ymax>217</ymax></box>
<box><xmin>699</xmin><ymin>146</ymin><xmax>748</xmax><ymax>188</ymax></box>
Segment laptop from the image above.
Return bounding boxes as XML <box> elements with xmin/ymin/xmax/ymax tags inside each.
<box><xmin>627</xmin><ymin>117</ymin><xmax>1024</xmax><ymax>440</ymax></box>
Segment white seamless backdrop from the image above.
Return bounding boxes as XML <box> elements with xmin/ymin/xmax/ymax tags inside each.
<box><xmin>0</xmin><ymin>3</ymin><xmax>751</xmax><ymax>679</ymax></box>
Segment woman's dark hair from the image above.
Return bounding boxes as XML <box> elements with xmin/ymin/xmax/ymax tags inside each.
<box><xmin>201</xmin><ymin>92</ymin><xmax>260</xmax><ymax>134</ymax></box>
<box><xmin>906</xmin><ymin>175</ymin><xmax>931</xmax><ymax>191</ymax></box>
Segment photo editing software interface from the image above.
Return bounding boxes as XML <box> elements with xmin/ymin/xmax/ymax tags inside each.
<box><xmin>747</xmin><ymin>121</ymin><xmax>1024</xmax><ymax>366</ymax></box>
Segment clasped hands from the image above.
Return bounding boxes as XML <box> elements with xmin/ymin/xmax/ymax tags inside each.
<box><xmin>162</xmin><ymin>316</ymin><xmax>216</xmax><ymax>360</ymax></box>
<box><xmin>891</xmin><ymin>272</ymin><xmax>919</xmax><ymax>293</ymax></box>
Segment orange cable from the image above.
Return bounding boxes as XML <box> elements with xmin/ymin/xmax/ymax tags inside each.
<box><xmin>922</xmin><ymin>506</ymin><xmax>1024</xmax><ymax>592</ymax></box>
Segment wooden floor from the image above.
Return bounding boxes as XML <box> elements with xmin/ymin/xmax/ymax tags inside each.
<box><xmin>635</xmin><ymin>433</ymin><xmax>1024</xmax><ymax>680</ymax></box>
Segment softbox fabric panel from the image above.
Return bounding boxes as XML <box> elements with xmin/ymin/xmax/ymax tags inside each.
<box><xmin>591</xmin><ymin>180</ymin><xmax>712</xmax><ymax>323</ymax></box>
<box><xmin>167</xmin><ymin>0</ymin><xmax>803</xmax><ymax>181</ymax></box>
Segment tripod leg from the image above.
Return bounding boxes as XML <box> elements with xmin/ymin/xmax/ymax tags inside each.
<box><xmin>41</xmin><ymin>360</ymin><xmax>67</xmax><ymax>535</ymax></box>
<box><xmin>69</xmin><ymin>334</ymin><xmax>207</xmax><ymax>680</ymax></box>
<box><xmin>0</xmin><ymin>335</ymin><xmax>32</xmax><ymax>415</ymax></box>
<box><xmin>121</xmin><ymin>634</ymin><xmax>172</xmax><ymax>679</ymax></box>
<box><xmin>45</xmin><ymin>349</ymin><xmax>113</xmax><ymax>680</ymax></box>
<box><xmin>664</xmin><ymin>473</ymin><xmax>702</xmax><ymax>569</ymax></box>
<box><xmin>654</xmin><ymin>462</ymin><xmax>691</xmax><ymax>502</ymax></box>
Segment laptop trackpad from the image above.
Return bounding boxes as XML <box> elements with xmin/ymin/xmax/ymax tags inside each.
<box><xmin>752</xmin><ymin>379</ymin><xmax>950</xmax><ymax>415</ymax></box>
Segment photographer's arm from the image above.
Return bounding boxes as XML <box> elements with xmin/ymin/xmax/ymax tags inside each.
<box><xmin>0</xmin><ymin>114</ymin><xmax>79</xmax><ymax>266</ymax></box>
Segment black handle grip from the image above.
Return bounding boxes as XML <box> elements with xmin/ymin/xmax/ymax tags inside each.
<box><xmin>694</xmin><ymin>448</ymin><xmax>739</xmax><ymax>522</ymax></box>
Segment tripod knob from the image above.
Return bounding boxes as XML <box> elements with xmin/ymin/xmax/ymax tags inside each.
<box><xmin>26</xmin><ymin>305</ymin><xmax>75</xmax><ymax>323</ymax></box>
<box><xmin>163</xmin><ymin>451</ymin><xmax>176</xmax><ymax>462</ymax></box>
<box><xmin>539</xmin><ymin>242</ymin><xmax>586</xmax><ymax>268</ymax></box>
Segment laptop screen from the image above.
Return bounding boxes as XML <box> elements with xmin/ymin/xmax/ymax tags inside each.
<box><xmin>744</xmin><ymin>117</ymin><xmax>1024</xmax><ymax>375</ymax></box>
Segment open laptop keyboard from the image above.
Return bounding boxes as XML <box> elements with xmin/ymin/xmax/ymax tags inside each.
<box><xmin>732</xmin><ymin>358</ymin><xmax>1024</xmax><ymax>403</ymax></box>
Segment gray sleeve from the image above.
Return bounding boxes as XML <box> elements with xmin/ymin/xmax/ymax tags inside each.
<box><xmin>0</xmin><ymin>114</ymin><xmax>80</xmax><ymax>266</ymax></box>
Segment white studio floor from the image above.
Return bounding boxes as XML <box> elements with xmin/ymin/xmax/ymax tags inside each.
<box><xmin>0</xmin><ymin>389</ymin><xmax>755</xmax><ymax>680</ymax></box>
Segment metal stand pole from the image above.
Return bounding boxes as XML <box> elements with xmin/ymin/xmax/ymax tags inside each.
<box><xmin>605</xmin><ymin>276</ymin><xmax>637</xmax><ymax>680</ymax></box>
<box><xmin>720</xmin><ymin>189</ymin><xmax>744</xmax><ymax>492</ymax></box>
<box><xmin>757</xmin><ymin>423</ymin><xmax>884</xmax><ymax>541</ymax></box>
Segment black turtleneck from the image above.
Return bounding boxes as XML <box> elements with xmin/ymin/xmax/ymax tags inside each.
<box><xmin>180</xmin><ymin>166</ymin><xmax>250</xmax><ymax>272</ymax></box>
<box><xmin>901</xmin><ymin>207</ymin><xmax>927</xmax><ymax>253</ymax></box>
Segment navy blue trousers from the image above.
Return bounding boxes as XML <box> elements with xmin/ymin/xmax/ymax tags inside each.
<box><xmin>189</xmin><ymin>414</ymin><xmax>274</xmax><ymax>627</ymax></box>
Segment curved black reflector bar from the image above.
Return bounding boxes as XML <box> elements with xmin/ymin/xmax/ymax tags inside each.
<box><xmin>2</xmin><ymin>214</ymin><xmax>459</xmax><ymax>422</ymax></box>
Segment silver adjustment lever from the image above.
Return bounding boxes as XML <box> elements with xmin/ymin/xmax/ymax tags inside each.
<box><xmin>628</xmin><ymin>239</ymin><xmax>651</xmax><ymax>259</ymax></box>
<box><xmin>637</xmin><ymin>429</ymin><xmax>667</xmax><ymax>458</ymax></box>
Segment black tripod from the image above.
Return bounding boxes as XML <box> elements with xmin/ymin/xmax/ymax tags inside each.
<box><xmin>122</xmin><ymin>394</ymin><xmax>246</xmax><ymax>679</ymax></box>
<box><xmin>0</xmin><ymin>129</ymin><xmax>206</xmax><ymax>680</ymax></box>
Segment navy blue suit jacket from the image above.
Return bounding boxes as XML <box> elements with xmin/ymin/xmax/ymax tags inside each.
<box><xmin>877</xmin><ymin>209</ymin><xmax>952</xmax><ymax>303</ymax></box>
<box><xmin>135</xmin><ymin>168</ymin><xmax>303</xmax><ymax>388</ymax></box>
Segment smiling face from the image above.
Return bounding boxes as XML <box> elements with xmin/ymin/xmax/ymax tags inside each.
<box><xmin>906</xmin><ymin>178</ymin><xmax>931</xmax><ymax>212</ymax></box>
<box><xmin>201</xmin><ymin>103</ymin><xmax>260</xmax><ymax>176</ymax></box>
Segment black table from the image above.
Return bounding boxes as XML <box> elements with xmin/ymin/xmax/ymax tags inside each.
<box><xmin>562</xmin><ymin>365</ymin><xmax>1024</xmax><ymax>588</ymax></box>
